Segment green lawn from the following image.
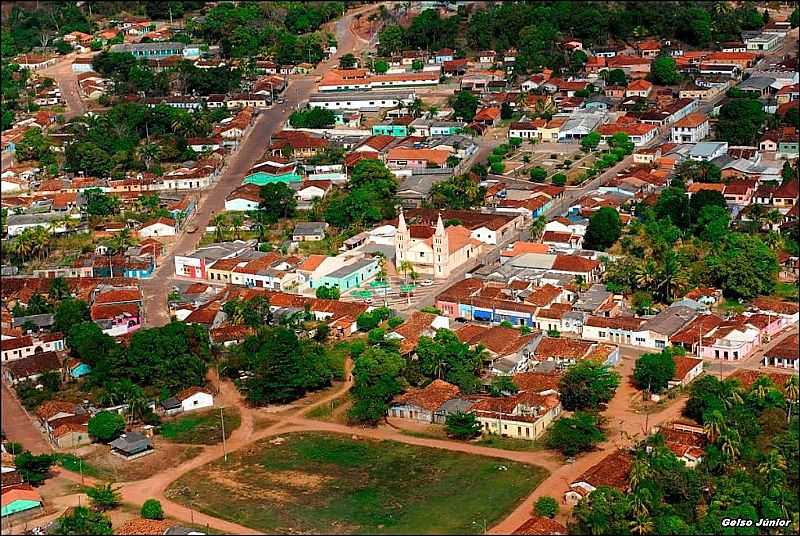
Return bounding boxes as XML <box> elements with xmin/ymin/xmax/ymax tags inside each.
<box><xmin>773</xmin><ymin>281</ymin><xmax>799</xmax><ymax>301</ymax></box>
<box><xmin>160</xmin><ymin>408</ymin><xmax>241</xmax><ymax>445</ymax></box>
<box><xmin>474</xmin><ymin>435</ymin><xmax>548</xmax><ymax>452</ymax></box>
<box><xmin>54</xmin><ymin>453</ymin><xmax>107</xmax><ymax>480</ymax></box>
<box><xmin>167</xmin><ymin>432</ymin><xmax>547</xmax><ymax>534</ymax></box>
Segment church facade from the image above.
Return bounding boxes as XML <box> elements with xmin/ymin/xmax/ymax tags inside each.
<box><xmin>395</xmin><ymin>210</ymin><xmax>482</xmax><ymax>279</ymax></box>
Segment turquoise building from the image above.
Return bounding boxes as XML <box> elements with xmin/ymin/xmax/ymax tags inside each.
<box><xmin>312</xmin><ymin>258</ymin><xmax>380</xmax><ymax>291</ymax></box>
<box><xmin>372</xmin><ymin>123</ymin><xmax>409</xmax><ymax>137</ymax></box>
<box><xmin>244</xmin><ymin>171</ymin><xmax>302</xmax><ymax>186</ymax></box>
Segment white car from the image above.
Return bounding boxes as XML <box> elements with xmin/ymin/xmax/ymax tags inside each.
<box><xmin>420</xmin><ymin>279</ymin><xmax>433</xmax><ymax>287</ymax></box>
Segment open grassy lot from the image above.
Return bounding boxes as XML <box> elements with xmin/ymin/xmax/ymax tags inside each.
<box><xmin>160</xmin><ymin>408</ymin><xmax>241</xmax><ymax>445</ymax></box>
<box><xmin>167</xmin><ymin>432</ymin><xmax>547</xmax><ymax>534</ymax></box>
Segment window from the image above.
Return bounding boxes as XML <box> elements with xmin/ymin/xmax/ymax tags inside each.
<box><xmin>420</xmin><ymin>252</ymin><xmax>424</xmax><ymax>258</ymax></box>
<box><xmin>599</xmin><ymin>331</ymin><xmax>606</xmax><ymax>338</ymax></box>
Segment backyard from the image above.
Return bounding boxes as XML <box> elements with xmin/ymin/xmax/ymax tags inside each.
<box><xmin>166</xmin><ymin>432</ymin><xmax>547</xmax><ymax>534</ymax></box>
<box><xmin>160</xmin><ymin>407</ymin><xmax>241</xmax><ymax>445</ymax></box>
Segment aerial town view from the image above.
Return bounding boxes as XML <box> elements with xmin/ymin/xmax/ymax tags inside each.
<box><xmin>0</xmin><ymin>1</ymin><xmax>798</xmax><ymax>534</ymax></box>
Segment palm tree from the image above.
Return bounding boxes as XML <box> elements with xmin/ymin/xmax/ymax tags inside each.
<box><xmin>30</xmin><ymin>226</ymin><xmax>51</xmax><ymax>261</ymax></box>
<box><xmin>758</xmin><ymin>450</ymin><xmax>787</xmax><ymax>493</ymax></box>
<box><xmin>110</xmin><ymin>228</ymin><xmax>136</xmax><ymax>254</ymax></box>
<box><xmin>137</xmin><ymin>143</ymin><xmax>162</xmax><ymax>171</ymax></box>
<box><xmin>229</xmin><ymin>213</ymin><xmax>244</xmax><ymax>240</ymax></box>
<box><xmin>398</xmin><ymin>260</ymin><xmax>414</xmax><ymax>283</ymax></box>
<box><xmin>720</xmin><ymin>383</ymin><xmax>743</xmax><ymax>409</ymax></box>
<box><xmin>433</xmin><ymin>359</ymin><xmax>449</xmax><ymax>379</ymax></box>
<box><xmin>126</xmin><ymin>394</ymin><xmax>148</xmax><ymax>425</ymax></box>
<box><xmin>629</xmin><ymin>455</ymin><xmax>651</xmax><ymax>491</ymax></box>
<box><xmin>10</xmin><ymin>233</ymin><xmax>35</xmax><ymax>260</ymax></box>
<box><xmin>212</xmin><ymin>213</ymin><xmax>229</xmax><ymax>242</ymax></box>
<box><xmin>752</xmin><ymin>377</ymin><xmax>772</xmax><ymax>401</ymax></box>
<box><xmin>785</xmin><ymin>376</ymin><xmax>799</xmax><ymax>423</ymax></box>
<box><xmin>630</xmin><ymin>515</ymin><xmax>654</xmax><ymax>535</ymax></box>
<box><xmin>528</xmin><ymin>215</ymin><xmax>546</xmax><ymax>241</ymax></box>
<box><xmin>703</xmin><ymin>410</ymin><xmax>725</xmax><ymax>443</ymax></box>
<box><xmin>720</xmin><ymin>429</ymin><xmax>741</xmax><ymax>462</ymax></box>
<box><xmin>655</xmin><ymin>250</ymin><xmax>686</xmax><ymax>303</ymax></box>
<box><xmin>634</xmin><ymin>259</ymin><xmax>658</xmax><ymax>291</ymax></box>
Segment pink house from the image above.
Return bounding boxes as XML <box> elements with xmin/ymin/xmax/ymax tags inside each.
<box><xmin>91</xmin><ymin>302</ymin><xmax>142</xmax><ymax>337</ymax></box>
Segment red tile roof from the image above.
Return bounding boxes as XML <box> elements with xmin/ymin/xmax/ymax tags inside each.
<box><xmin>728</xmin><ymin>369</ymin><xmax>797</xmax><ymax>393</ymax></box>
<box><xmin>394</xmin><ymin>379</ymin><xmax>460</xmax><ymax>412</ymax></box>
<box><xmin>572</xmin><ymin>449</ymin><xmax>632</xmax><ymax>490</ymax></box>
<box><xmin>513</xmin><ymin>517</ymin><xmax>568</xmax><ymax>535</ymax></box>
<box><xmin>672</xmin><ymin>356</ymin><xmax>703</xmax><ymax>381</ymax></box>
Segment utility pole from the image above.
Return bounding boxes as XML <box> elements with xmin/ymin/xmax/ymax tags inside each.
<box><xmin>220</xmin><ymin>407</ymin><xmax>227</xmax><ymax>462</ymax></box>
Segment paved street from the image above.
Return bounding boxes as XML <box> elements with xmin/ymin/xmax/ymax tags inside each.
<box><xmin>140</xmin><ymin>3</ymin><xmax>385</xmax><ymax>326</ymax></box>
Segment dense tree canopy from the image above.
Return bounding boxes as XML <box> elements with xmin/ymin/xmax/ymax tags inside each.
<box><xmin>717</xmin><ymin>97</ymin><xmax>766</xmax><ymax>146</ymax></box>
<box><xmin>323</xmin><ymin>159</ymin><xmax>398</xmax><ymax>229</ymax></box>
<box><xmin>559</xmin><ymin>360</ymin><xmax>620</xmax><ymax>411</ymax></box>
<box><xmin>349</xmin><ymin>347</ymin><xmax>406</xmax><ymax>425</ymax></box>
<box><xmin>705</xmin><ymin>233</ymin><xmax>779</xmax><ymax>299</ymax></box>
<box><xmin>415</xmin><ymin>329</ymin><xmax>484</xmax><ymax>393</ymax></box>
<box><xmin>232</xmin><ymin>326</ymin><xmax>336</xmax><ymax>405</ymax></box>
<box><xmin>584</xmin><ymin>207</ymin><xmax>622</xmax><ymax>251</ymax></box>
<box><xmin>429</xmin><ymin>174</ymin><xmax>486</xmax><ymax>210</ymax></box>
<box><xmin>633</xmin><ymin>348</ymin><xmax>679</xmax><ymax>394</ymax></box>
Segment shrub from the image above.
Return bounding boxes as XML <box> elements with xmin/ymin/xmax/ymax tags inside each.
<box><xmin>88</xmin><ymin>411</ymin><xmax>125</xmax><ymax>442</ymax></box>
<box><xmin>490</xmin><ymin>161</ymin><xmax>505</xmax><ymax>174</ymax></box>
<box><xmin>445</xmin><ymin>410</ymin><xmax>481</xmax><ymax>439</ymax></box>
<box><xmin>141</xmin><ymin>499</ymin><xmax>164</xmax><ymax>520</ymax></box>
<box><xmin>534</xmin><ymin>496</ymin><xmax>559</xmax><ymax>518</ymax></box>
<box><xmin>551</xmin><ymin>174</ymin><xmax>567</xmax><ymax>187</ymax></box>
<box><xmin>387</xmin><ymin>316</ymin><xmax>404</xmax><ymax>329</ymax></box>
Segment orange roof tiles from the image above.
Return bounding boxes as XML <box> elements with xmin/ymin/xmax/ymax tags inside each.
<box><xmin>513</xmin><ymin>517</ymin><xmax>568</xmax><ymax>535</ymax></box>
<box><xmin>572</xmin><ymin>449</ymin><xmax>632</xmax><ymax>490</ymax></box>
<box><xmin>728</xmin><ymin>369</ymin><xmax>797</xmax><ymax>393</ymax></box>
<box><xmin>674</xmin><ymin>112</ymin><xmax>708</xmax><ymax>129</ymax></box>
<box><xmin>115</xmin><ymin>518</ymin><xmax>174</xmax><ymax>535</ymax></box>
<box><xmin>386</xmin><ymin>148</ymin><xmax>451</xmax><ymax>166</ymax></box>
<box><xmin>501</xmin><ymin>242</ymin><xmax>550</xmax><ymax>257</ymax></box>
<box><xmin>672</xmin><ymin>356</ymin><xmax>703</xmax><ymax>381</ymax></box>
<box><xmin>298</xmin><ymin>254</ymin><xmax>328</xmax><ymax>273</ymax></box>
<box><xmin>394</xmin><ymin>379</ymin><xmax>460</xmax><ymax>412</ymax></box>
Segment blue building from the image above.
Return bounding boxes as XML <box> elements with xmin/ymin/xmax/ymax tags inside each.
<box><xmin>312</xmin><ymin>258</ymin><xmax>380</xmax><ymax>291</ymax></box>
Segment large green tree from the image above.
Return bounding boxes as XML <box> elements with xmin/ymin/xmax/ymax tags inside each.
<box><xmin>584</xmin><ymin>207</ymin><xmax>622</xmax><ymax>251</ymax></box>
<box><xmin>258</xmin><ymin>183</ymin><xmax>297</xmax><ymax>223</ymax></box>
<box><xmin>547</xmin><ymin>412</ymin><xmax>606</xmax><ymax>456</ymax></box>
<box><xmin>717</xmin><ymin>97</ymin><xmax>766</xmax><ymax>146</ymax></box>
<box><xmin>559</xmin><ymin>360</ymin><xmax>620</xmax><ymax>411</ymax></box>
<box><xmin>53</xmin><ymin>506</ymin><xmax>113</xmax><ymax>535</ymax></box>
<box><xmin>415</xmin><ymin>329</ymin><xmax>483</xmax><ymax>393</ymax></box>
<box><xmin>88</xmin><ymin>411</ymin><xmax>126</xmax><ymax>442</ymax></box>
<box><xmin>348</xmin><ymin>347</ymin><xmax>406</xmax><ymax>425</ymax></box>
<box><xmin>239</xmin><ymin>326</ymin><xmax>335</xmax><ymax>404</ymax></box>
<box><xmin>633</xmin><ymin>348</ymin><xmax>678</xmax><ymax>394</ymax></box>
<box><xmin>449</xmin><ymin>90</ymin><xmax>480</xmax><ymax>122</ymax></box>
<box><xmin>705</xmin><ymin>234</ymin><xmax>779</xmax><ymax>299</ymax></box>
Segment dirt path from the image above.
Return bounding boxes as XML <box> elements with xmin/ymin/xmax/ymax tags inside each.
<box><xmin>1</xmin><ymin>382</ymin><xmax>53</xmax><ymax>454</ymax></box>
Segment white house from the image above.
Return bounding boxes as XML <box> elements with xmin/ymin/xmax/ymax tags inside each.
<box><xmin>1</xmin><ymin>334</ymin><xmax>65</xmax><ymax>362</ymax></box>
<box><xmin>308</xmin><ymin>92</ymin><xmax>416</xmax><ymax>111</ymax></box>
<box><xmin>671</xmin><ymin>113</ymin><xmax>710</xmax><ymax>144</ymax></box>
<box><xmin>225</xmin><ymin>184</ymin><xmax>262</xmax><ymax>212</ymax></box>
<box><xmin>178</xmin><ymin>387</ymin><xmax>214</xmax><ymax>412</ymax></box>
<box><xmin>138</xmin><ymin>217</ymin><xmax>177</xmax><ymax>238</ymax></box>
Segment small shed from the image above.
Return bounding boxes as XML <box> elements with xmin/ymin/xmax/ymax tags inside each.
<box><xmin>109</xmin><ymin>431</ymin><xmax>154</xmax><ymax>460</ymax></box>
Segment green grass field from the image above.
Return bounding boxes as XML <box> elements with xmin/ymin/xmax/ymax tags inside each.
<box><xmin>160</xmin><ymin>408</ymin><xmax>241</xmax><ymax>445</ymax></box>
<box><xmin>167</xmin><ymin>432</ymin><xmax>547</xmax><ymax>534</ymax></box>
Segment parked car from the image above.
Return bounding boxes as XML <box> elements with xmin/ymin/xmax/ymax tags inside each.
<box><xmin>420</xmin><ymin>279</ymin><xmax>433</xmax><ymax>287</ymax></box>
